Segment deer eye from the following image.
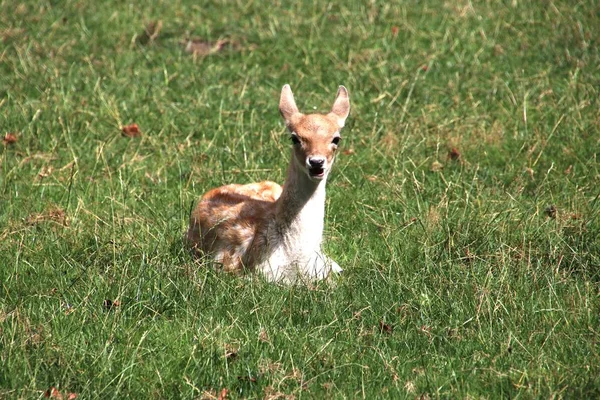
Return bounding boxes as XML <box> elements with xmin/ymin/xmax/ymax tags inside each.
<box><xmin>332</xmin><ymin>136</ymin><xmax>341</xmax><ymax>146</ymax></box>
<box><xmin>290</xmin><ymin>134</ymin><xmax>301</xmax><ymax>145</ymax></box>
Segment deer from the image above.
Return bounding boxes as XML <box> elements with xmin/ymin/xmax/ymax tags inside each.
<box><xmin>187</xmin><ymin>84</ymin><xmax>350</xmax><ymax>283</ymax></box>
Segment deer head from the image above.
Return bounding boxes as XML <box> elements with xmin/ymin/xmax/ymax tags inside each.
<box><xmin>279</xmin><ymin>85</ymin><xmax>350</xmax><ymax>181</ymax></box>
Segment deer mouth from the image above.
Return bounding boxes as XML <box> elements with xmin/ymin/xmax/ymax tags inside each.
<box><xmin>308</xmin><ymin>167</ymin><xmax>325</xmax><ymax>179</ymax></box>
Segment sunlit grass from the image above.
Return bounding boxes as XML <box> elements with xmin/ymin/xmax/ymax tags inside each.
<box><xmin>1</xmin><ymin>0</ymin><xmax>599</xmax><ymax>398</ymax></box>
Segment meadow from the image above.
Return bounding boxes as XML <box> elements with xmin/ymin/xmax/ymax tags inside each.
<box><xmin>1</xmin><ymin>0</ymin><xmax>599</xmax><ymax>398</ymax></box>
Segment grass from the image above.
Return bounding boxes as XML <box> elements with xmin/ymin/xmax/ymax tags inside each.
<box><xmin>1</xmin><ymin>0</ymin><xmax>599</xmax><ymax>398</ymax></box>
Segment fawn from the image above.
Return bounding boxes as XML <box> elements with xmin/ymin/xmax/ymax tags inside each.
<box><xmin>187</xmin><ymin>85</ymin><xmax>350</xmax><ymax>283</ymax></box>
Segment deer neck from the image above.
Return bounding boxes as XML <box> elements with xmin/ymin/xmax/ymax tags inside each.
<box><xmin>275</xmin><ymin>156</ymin><xmax>327</xmax><ymax>250</ymax></box>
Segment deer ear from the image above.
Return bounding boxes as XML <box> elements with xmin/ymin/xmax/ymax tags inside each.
<box><xmin>279</xmin><ymin>84</ymin><xmax>300</xmax><ymax>126</ymax></box>
<box><xmin>330</xmin><ymin>85</ymin><xmax>350</xmax><ymax>128</ymax></box>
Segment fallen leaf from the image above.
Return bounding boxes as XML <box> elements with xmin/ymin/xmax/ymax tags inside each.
<box><xmin>379</xmin><ymin>321</ymin><xmax>393</xmax><ymax>334</ymax></box>
<box><xmin>122</xmin><ymin>123</ymin><xmax>141</xmax><ymax>137</ymax></box>
<box><xmin>564</xmin><ymin>165</ymin><xmax>573</xmax><ymax>175</ymax></box>
<box><xmin>67</xmin><ymin>394</ymin><xmax>78</xmax><ymax>400</ymax></box>
<box><xmin>448</xmin><ymin>147</ymin><xmax>461</xmax><ymax>161</ymax></box>
<box><xmin>45</xmin><ymin>387</ymin><xmax>62</xmax><ymax>399</ymax></box>
<box><xmin>391</xmin><ymin>26</ymin><xmax>399</xmax><ymax>37</ymax></box>
<box><xmin>367</xmin><ymin>175</ymin><xmax>378</xmax><ymax>182</ymax></box>
<box><xmin>217</xmin><ymin>388</ymin><xmax>228</xmax><ymax>400</ymax></box>
<box><xmin>421</xmin><ymin>64</ymin><xmax>429</xmax><ymax>72</ymax></box>
<box><xmin>3</xmin><ymin>133</ymin><xmax>18</xmax><ymax>145</ymax></box>
<box><xmin>342</xmin><ymin>148</ymin><xmax>355</xmax><ymax>155</ymax></box>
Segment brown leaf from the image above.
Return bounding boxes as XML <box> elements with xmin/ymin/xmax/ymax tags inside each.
<box><xmin>379</xmin><ymin>321</ymin><xmax>393</xmax><ymax>334</ymax></box>
<box><xmin>342</xmin><ymin>148</ymin><xmax>355</xmax><ymax>155</ymax></box>
<box><xmin>67</xmin><ymin>394</ymin><xmax>78</xmax><ymax>400</ymax></box>
<box><xmin>45</xmin><ymin>387</ymin><xmax>62</xmax><ymax>399</ymax></box>
<box><xmin>391</xmin><ymin>26</ymin><xmax>399</xmax><ymax>37</ymax></box>
<box><xmin>122</xmin><ymin>123</ymin><xmax>141</xmax><ymax>137</ymax></box>
<box><xmin>448</xmin><ymin>147</ymin><xmax>461</xmax><ymax>161</ymax></box>
<box><xmin>217</xmin><ymin>388</ymin><xmax>228</xmax><ymax>400</ymax></box>
<box><xmin>3</xmin><ymin>133</ymin><xmax>18</xmax><ymax>145</ymax></box>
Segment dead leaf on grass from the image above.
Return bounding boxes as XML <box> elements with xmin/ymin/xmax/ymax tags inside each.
<box><xmin>448</xmin><ymin>147</ymin><xmax>461</xmax><ymax>161</ymax></box>
<box><xmin>342</xmin><ymin>148</ymin><xmax>355</xmax><ymax>155</ymax></box>
<box><xmin>44</xmin><ymin>388</ymin><xmax>77</xmax><ymax>400</ymax></box>
<box><xmin>379</xmin><ymin>321</ymin><xmax>394</xmax><ymax>334</ymax></box>
<box><xmin>3</xmin><ymin>133</ymin><xmax>18</xmax><ymax>145</ymax></box>
<box><xmin>122</xmin><ymin>123</ymin><xmax>141</xmax><ymax>137</ymax></box>
<box><xmin>217</xmin><ymin>388</ymin><xmax>228</xmax><ymax>400</ymax></box>
<box><xmin>45</xmin><ymin>387</ymin><xmax>62</xmax><ymax>399</ymax></box>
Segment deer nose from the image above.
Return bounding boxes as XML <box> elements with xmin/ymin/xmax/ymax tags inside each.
<box><xmin>308</xmin><ymin>157</ymin><xmax>325</xmax><ymax>168</ymax></box>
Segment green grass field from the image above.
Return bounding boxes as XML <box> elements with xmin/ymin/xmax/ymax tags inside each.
<box><xmin>1</xmin><ymin>0</ymin><xmax>599</xmax><ymax>398</ymax></box>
